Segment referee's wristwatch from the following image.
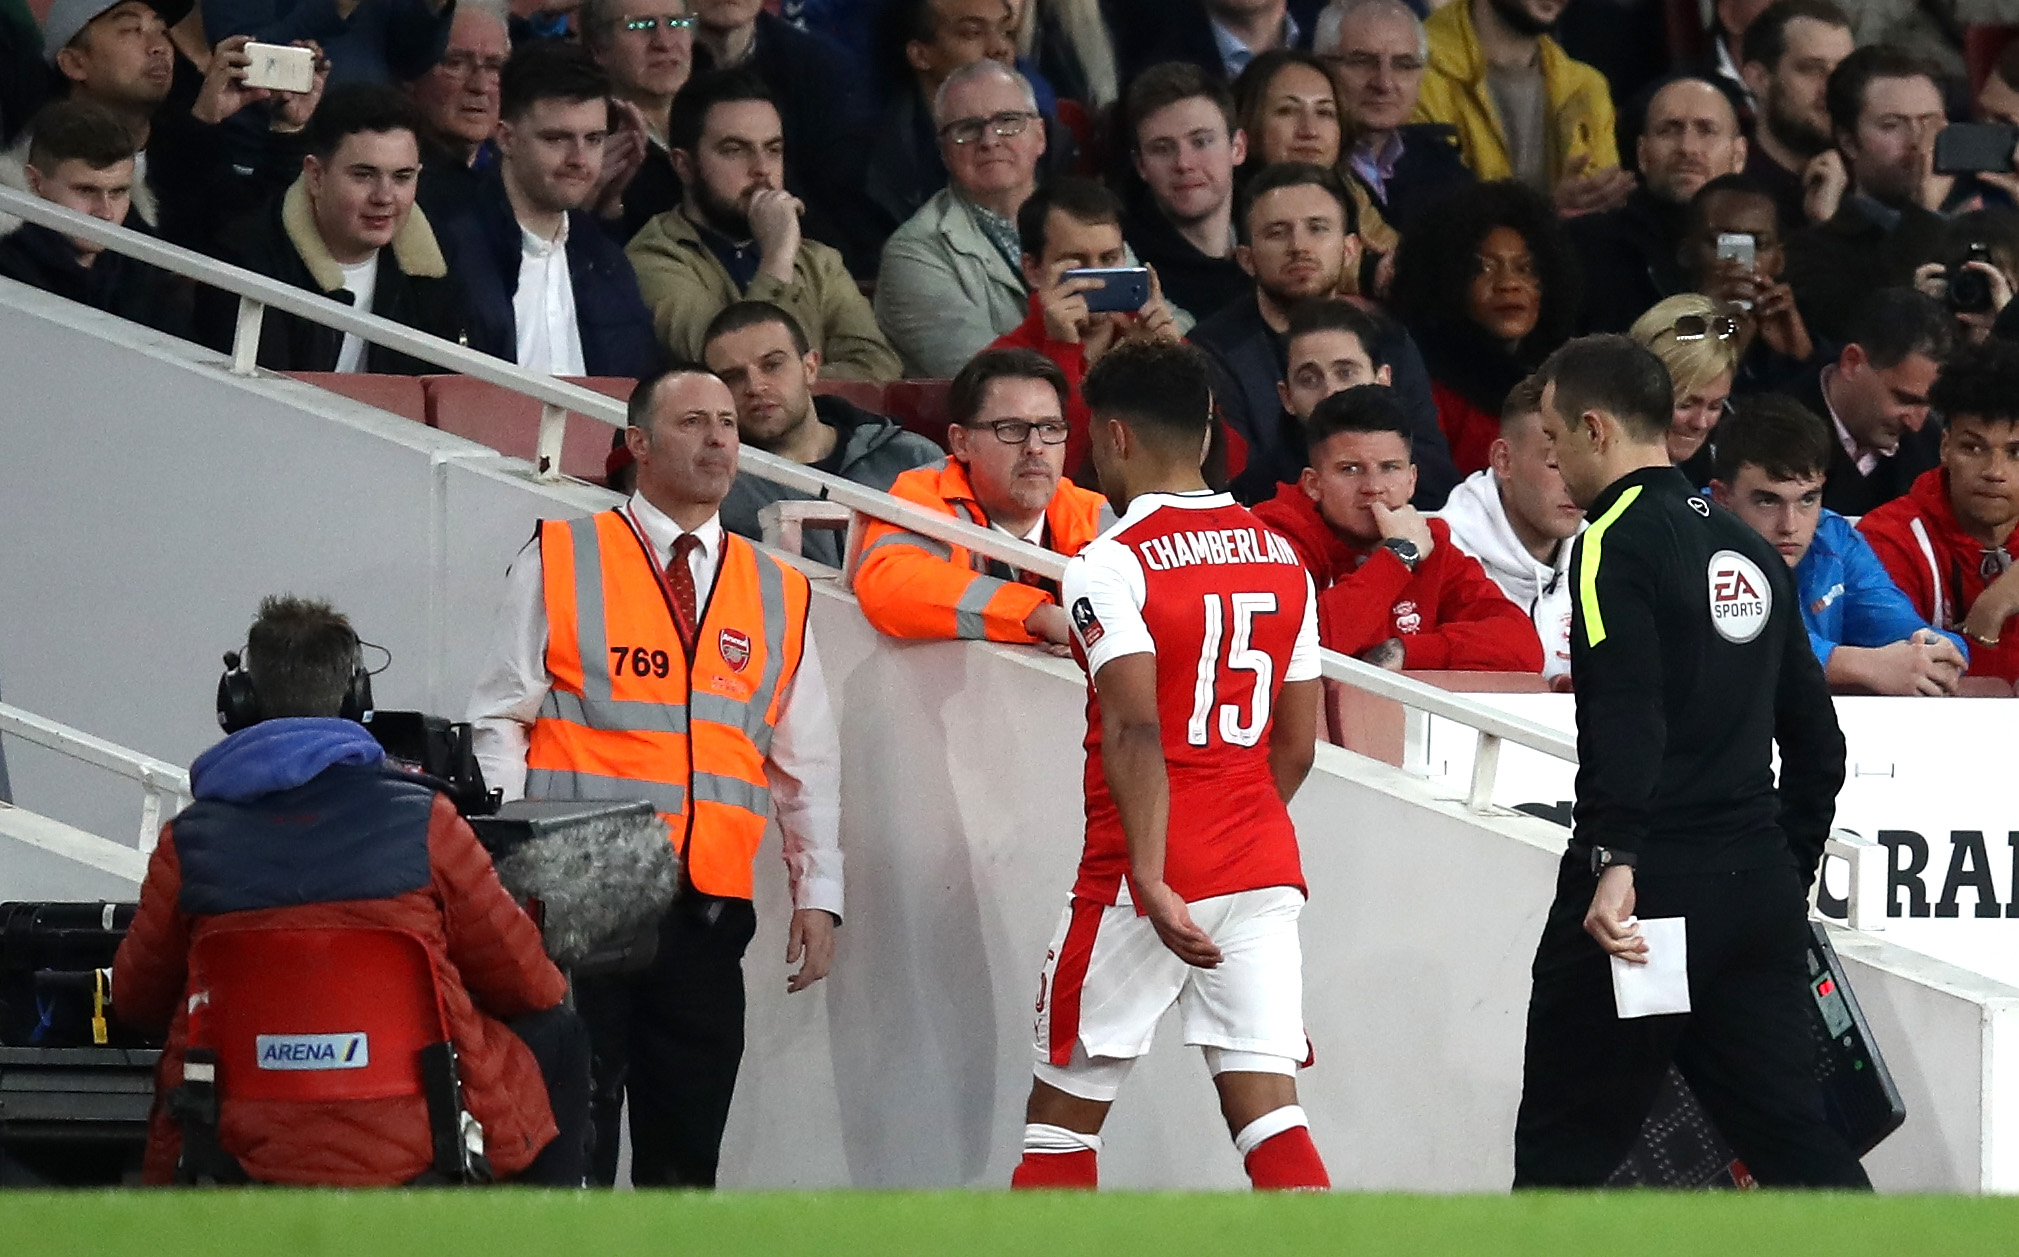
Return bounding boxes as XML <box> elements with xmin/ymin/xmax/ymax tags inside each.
<box><xmin>1589</xmin><ymin>845</ymin><xmax>1638</xmax><ymax>875</ymax></box>
<box><xmin>1379</xmin><ymin>536</ymin><xmax>1421</xmax><ymax>572</ymax></box>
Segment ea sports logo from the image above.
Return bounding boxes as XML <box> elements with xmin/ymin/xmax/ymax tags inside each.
<box><xmin>1706</xmin><ymin>550</ymin><xmax>1771</xmax><ymax>643</ymax></box>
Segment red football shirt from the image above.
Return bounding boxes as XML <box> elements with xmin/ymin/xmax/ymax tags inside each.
<box><xmin>1061</xmin><ymin>491</ymin><xmax>1320</xmax><ymax>906</ymax></box>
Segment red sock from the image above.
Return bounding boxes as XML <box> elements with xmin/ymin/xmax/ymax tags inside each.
<box><xmin>1011</xmin><ymin>1150</ymin><xmax>1098</xmax><ymax>1190</ymax></box>
<box><xmin>1243</xmin><ymin>1126</ymin><xmax>1329</xmax><ymax>1191</ymax></box>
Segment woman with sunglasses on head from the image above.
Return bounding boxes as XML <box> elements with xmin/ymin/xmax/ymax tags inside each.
<box><xmin>1231</xmin><ymin>49</ymin><xmax>1399</xmax><ymax>295</ymax></box>
<box><xmin>1389</xmin><ymin>180</ymin><xmax>1579</xmax><ymax>478</ymax></box>
<box><xmin>1629</xmin><ymin>293</ymin><xmax>1743</xmax><ymax>486</ymax></box>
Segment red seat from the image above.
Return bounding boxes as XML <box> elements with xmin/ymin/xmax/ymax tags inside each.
<box><xmin>422</xmin><ymin>375</ymin><xmax>635</xmax><ymax>481</ymax></box>
<box><xmin>1966</xmin><ymin>25</ymin><xmax>2019</xmax><ymax>97</ymax></box>
<box><xmin>811</xmin><ymin>378</ymin><xmax>889</xmax><ymax>415</ymax></box>
<box><xmin>884</xmin><ymin>378</ymin><xmax>954</xmax><ymax>448</ymax></box>
<box><xmin>283</xmin><ymin>373</ymin><xmax>430</xmax><ymax>425</ymax></box>
<box><xmin>1055</xmin><ymin>98</ymin><xmax>1104</xmax><ymax>178</ymax></box>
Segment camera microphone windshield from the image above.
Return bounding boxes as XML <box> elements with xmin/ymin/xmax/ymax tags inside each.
<box><xmin>467</xmin><ymin>800</ymin><xmax>679</xmax><ymax>973</ymax></box>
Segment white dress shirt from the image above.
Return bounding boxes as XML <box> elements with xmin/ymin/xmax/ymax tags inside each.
<box><xmin>512</xmin><ymin>216</ymin><xmax>586</xmax><ymax>376</ymax></box>
<box><xmin>465</xmin><ymin>492</ymin><xmax>844</xmax><ymax>916</ymax></box>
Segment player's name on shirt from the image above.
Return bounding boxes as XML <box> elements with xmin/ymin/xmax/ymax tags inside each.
<box><xmin>1136</xmin><ymin>526</ymin><xmax>1301</xmax><ymax>573</ymax></box>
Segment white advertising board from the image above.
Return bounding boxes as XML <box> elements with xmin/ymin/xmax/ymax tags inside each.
<box><xmin>1421</xmin><ymin>696</ymin><xmax>2019</xmax><ymax>989</ymax></box>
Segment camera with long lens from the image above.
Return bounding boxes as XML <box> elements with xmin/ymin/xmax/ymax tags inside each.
<box><xmin>1948</xmin><ymin>242</ymin><xmax>1995</xmax><ymax>314</ymax></box>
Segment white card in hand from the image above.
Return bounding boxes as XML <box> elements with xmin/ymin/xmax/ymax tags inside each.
<box><xmin>1610</xmin><ymin>916</ymin><xmax>1690</xmax><ymax>1019</ymax></box>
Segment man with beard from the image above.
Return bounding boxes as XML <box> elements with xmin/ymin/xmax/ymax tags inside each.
<box><xmin>1736</xmin><ymin>0</ymin><xmax>1853</xmax><ymax>230</ymax></box>
<box><xmin>854</xmin><ymin>348</ymin><xmax>1110</xmax><ymax>648</ymax></box>
<box><xmin>1784</xmin><ymin>46</ymin><xmax>1950</xmax><ymax>345</ymax></box>
<box><xmin>1412</xmin><ymin>0</ymin><xmax>1631</xmax><ymax>218</ymax></box>
<box><xmin>1189</xmin><ymin>162</ymin><xmax>1454</xmax><ymax>505</ymax></box>
<box><xmin>1569</xmin><ymin>77</ymin><xmax>1747</xmax><ymax>334</ymax></box>
<box><xmin>442</xmin><ymin>42</ymin><xmax>659</xmax><ymax>380</ymax></box>
<box><xmin>625</xmin><ymin>69</ymin><xmax>897</xmax><ymax>379</ymax></box>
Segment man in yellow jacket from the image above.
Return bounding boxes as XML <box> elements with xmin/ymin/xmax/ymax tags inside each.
<box><xmin>1412</xmin><ymin>0</ymin><xmax>1633</xmax><ymax>216</ymax></box>
<box><xmin>854</xmin><ymin>348</ymin><xmax>1110</xmax><ymax>646</ymax></box>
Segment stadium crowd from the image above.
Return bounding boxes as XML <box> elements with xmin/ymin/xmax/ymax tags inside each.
<box><xmin>7</xmin><ymin>0</ymin><xmax>2019</xmax><ymax>691</ymax></box>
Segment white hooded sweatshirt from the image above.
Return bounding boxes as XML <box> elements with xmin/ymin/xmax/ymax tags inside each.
<box><xmin>1435</xmin><ymin>469</ymin><xmax>1580</xmax><ymax>679</ymax></box>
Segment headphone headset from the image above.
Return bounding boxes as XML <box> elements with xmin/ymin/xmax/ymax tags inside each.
<box><xmin>215</xmin><ymin>635</ymin><xmax>377</xmax><ymax>733</ymax></box>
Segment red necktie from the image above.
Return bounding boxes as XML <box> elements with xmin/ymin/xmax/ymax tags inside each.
<box><xmin>669</xmin><ymin>533</ymin><xmax>702</xmax><ymax>653</ymax></box>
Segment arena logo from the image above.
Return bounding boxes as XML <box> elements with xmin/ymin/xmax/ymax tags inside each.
<box><xmin>255</xmin><ymin>1032</ymin><xmax>370</xmax><ymax>1071</ymax></box>
<box><xmin>1706</xmin><ymin>549</ymin><xmax>1770</xmax><ymax>643</ymax></box>
<box><xmin>1847</xmin><ymin>830</ymin><xmax>2019</xmax><ymax>920</ymax></box>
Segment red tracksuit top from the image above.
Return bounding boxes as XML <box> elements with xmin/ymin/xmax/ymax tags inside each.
<box><xmin>1858</xmin><ymin>467</ymin><xmax>2019</xmax><ymax>682</ymax></box>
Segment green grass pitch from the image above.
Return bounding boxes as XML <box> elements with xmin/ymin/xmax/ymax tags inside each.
<box><xmin>5</xmin><ymin>1191</ymin><xmax>2017</xmax><ymax>1256</ymax></box>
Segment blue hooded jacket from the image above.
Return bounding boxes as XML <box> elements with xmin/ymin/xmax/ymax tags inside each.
<box><xmin>1795</xmin><ymin>510</ymin><xmax>1969</xmax><ymax>667</ymax></box>
<box><xmin>174</xmin><ymin>719</ymin><xmax>434</xmax><ymax>916</ymax></box>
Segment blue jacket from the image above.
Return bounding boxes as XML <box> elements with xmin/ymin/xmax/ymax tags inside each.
<box><xmin>442</xmin><ymin>180</ymin><xmax>661</xmax><ymax>381</ymax></box>
<box><xmin>1796</xmin><ymin>510</ymin><xmax>1968</xmax><ymax>669</ymax></box>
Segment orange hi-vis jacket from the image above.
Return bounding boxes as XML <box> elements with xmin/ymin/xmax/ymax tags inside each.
<box><xmin>525</xmin><ymin>510</ymin><xmax>810</xmax><ymax>900</ymax></box>
<box><xmin>853</xmin><ymin>458</ymin><xmax>1110</xmax><ymax>642</ymax></box>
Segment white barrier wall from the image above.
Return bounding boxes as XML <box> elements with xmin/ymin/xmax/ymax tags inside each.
<box><xmin>2</xmin><ymin>284</ymin><xmax>2015</xmax><ymax>1190</ymax></box>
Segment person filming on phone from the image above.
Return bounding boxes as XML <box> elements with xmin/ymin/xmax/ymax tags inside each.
<box><xmin>1676</xmin><ymin>173</ymin><xmax>1824</xmax><ymax>393</ymax></box>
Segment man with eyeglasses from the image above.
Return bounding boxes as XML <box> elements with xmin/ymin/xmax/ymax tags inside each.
<box><xmin>1315</xmin><ymin>0</ymin><xmax>1472</xmax><ymax>234</ymax></box>
<box><xmin>875</xmin><ymin>58</ymin><xmax>1050</xmax><ymax>378</ymax></box>
<box><xmin>855</xmin><ymin>347</ymin><xmax>1111</xmax><ymax>649</ymax></box>
<box><xmin>407</xmin><ymin>0</ymin><xmax>509</xmax><ymax>224</ymax></box>
<box><xmin>582</xmin><ymin>0</ymin><xmax>696</xmax><ymax>240</ymax></box>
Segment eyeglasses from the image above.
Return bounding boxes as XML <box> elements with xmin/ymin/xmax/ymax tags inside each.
<box><xmin>622</xmin><ymin>14</ymin><xmax>696</xmax><ymax>33</ymax></box>
<box><xmin>970</xmin><ymin>418</ymin><xmax>1071</xmax><ymax>445</ymax></box>
<box><xmin>438</xmin><ymin>50</ymin><xmax>508</xmax><ymax>78</ymax></box>
<box><xmin>939</xmin><ymin>110</ymin><xmax>1039</xmax><ymax>146</ymax></box>
<box><xmin>1672</xmin><ymin>313</ymin><xmax>1741</xmax><ymax>342</ymax></box>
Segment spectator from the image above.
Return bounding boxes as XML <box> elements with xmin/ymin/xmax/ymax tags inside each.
<box><xmin>1231</xmin><ymin>47</ymin><xmax>1397</xmax><ymax>269</ymax></box>
<box><xmin>1436</xmin><ymin>372</ymin><xmax>1583</xmax><ymax>679</ymax></box>
<box><xmin>582</xmin><ymin>0</ymin><xmax>693</xmax><ymax>241</ymax></box>
<box><xmin>0</xmin><ymin>98</ymin><xmax>191</xmax><ymax>337</ymax></box>
<box><xmin>1783</xmin><ymin>46</ymin><xmax>1949</xmax><ymax>346</ymax></box>
<box><xmin>113</xmin><ymin>595</ymin><xmax>586</xmax><ymax>1187</ymax></box>
<box><xmin>1252</xmin><ymin>383</ymin><xmax>1544</xmax><ymax>670</ymax></box>
<box><xmin>1627</xmin><ymin>293</ymin><xmax>1741</xmax><ymax>485</ymax></box>
<box><xmin>989</xmin><ymin>176</ymin><xmax>1187</xmax><ymax>480</ymax></box>
<box><xmin>1710</xmin><ymin>393</ymin><xmax>1968</xmax><ymax>694</ymax></box>
<box><xmin>1676</xmin><ymin>172</ymin><xmax>1822</xmax><ymax>394</ymax></box>
<box><xmin>625</xmin><ymin>70</ymin><xmax>899</xmax><ymax>379</ymax></box>
<box><xmin>1688</xmin><ymin>0</ymin><xmax>1772</xmax><ymax>112</ymax></box>
<box><xmin>25</xmin><ymin>0</ymin><xmax>175</xmax><ymax>230</ymax></box>
<box><xmin>1190</xmin><ymin>162</ymin><xmax>1453</xmax><ymax>504</ymax></box>
<box><xmin>854</xmin><ymin>347</ymin><xmax>1110</xmax><ymax>647</ymax></box>
<box><xmin>442</xmin><ymin>41</ymin><xmax>658</xmax><ymax>379</ymax></box>
<box><xmin>1981</xmin><ymin>41</ymin><xmax>2019</xmax><ymax>130</ymax></box>
<box><xmin>686</xmin><ymin>0</ymin><xmax>873</xmax><ymax>274</ymax></box>
<box><xmin>1790</xmin><ymin>286</ymin><xmax>1953</xmax><ymax>517</ymax></box>
<box><xmin>1735</xmin><ymin>0</ymin><xmax>1852</xmax><ymax>231</ymax></box>
<box><xmin>1317</xmin><ymin>0</ymin><xmax>1473</xmax><ymax>237</ymax></box>
<box><xmin>202</xmin><ymin>0</ymin><xmax>453</xmax><ymax>89</ymax></box>
<box><xmin>1412</xmin><ymin>0</ymin><xmax>1630</xmax><ymax>218</ymax></box>
<box><xmin>703</xmin><ymin>301</ymin><xmax>942</xmax><ymax>567</ymax></box>
<box><xmin>874</xmin><ymin>59</ymin><xmax>1045</xmax><ymax>378</ymax></box>
<box><xmin>1568</xmin><ymin>77</ymin><xmax>1746</xmax><ymax>335</ymax></box>
<box><xmin>1389</xmin><ymin>179</ymin><xmax>1577</xmax><ymax>479</ymax></box>
<box><xmin>1859</xmin><ymin>341</ymin><xmax>2019</xmax><ymax>683</ymax></box>
<box><xmin>862</xmin><ymin>0</ymin><xmax>1074</xmax><ymax>255</ymax></box>
<box><xmin>1915</xmin><ymin>211</ymin><xmax>2019</xmax><ymax>350</ymax></box>
<box><xmin>1012</xmin><ymin>0</ymin><xmax>1120</xmax><ymax>110</ymax></box>
<box><xmin>1120</xmin><ymin>61</ymin><xmax>1250</xmax><ymax>321</ymax></box>
<box><xmin>405</xmin><ymin>0</ymin><xmax>509</xmax><ymax>226</ymax></box>
<box><xmin>196</xmin><ymin>85</ymin><xmax>466</xmax><ymax>374</ymax></box>
<box><xmin>1111</xmin><ymin>0</ymin><xmax>1320</xmax><ymax>85</ymax></box>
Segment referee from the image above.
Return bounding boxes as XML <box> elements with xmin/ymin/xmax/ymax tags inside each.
<box><xmin>1511</xmin><ymin>336</ymin><xmax>1870</xmax><ymax>1189</ymax></box>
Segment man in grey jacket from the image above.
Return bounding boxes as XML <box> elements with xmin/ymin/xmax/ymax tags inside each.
<box><xmin>1435</xmin><ymin>373</ymin><xmax>1585</xmax><ymax>680</ymax></box>
<box><xmin>704</xmin><ymin>300</ymin><xmax>943</xmax><ymax>567</ymax></box>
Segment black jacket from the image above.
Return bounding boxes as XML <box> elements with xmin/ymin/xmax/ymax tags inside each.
<box><xmin>0</xmin><ymin>219</ymin><xmax>194</xmax><ymax>339</ymax></box>
<box><xmin>1785</xmin><ymin>196</ymin><xmax>1947</xmax><ymax>346</ymax></box>
<box><xmin>1354</xmin><ymin>124</ymin><xmax>1475</xmax><ymax>235</ymax></box>
<box><xmin>1569</xmin><ymin>466</ymin><xmax>1843</xmax><ymax>881</ymax></box>
<box><xmin>1786</xmin><ymin>365</ymin><xmax>1942</xmax><ymax>518</ymax></box>
<box><xmin>1567</xmin><ymin>187</ymin><xmax>1687</xmax><ymax>334</ymax></box>
<box><xmin>440</xmin><ymin>178</ymin><xmax>659</xmax><ymax>380</ymax></box>
<box><xmin>1122</xmin><ymin>191</ymin><xmax>1249</xmax><ymax>326</ymax></box>
<box><xmin>196</xmin><ymin>178</ymin><xmax>468</xmax><ymax>375</ymax></box>
<box><xmin>1109</xmin><ymin>0</ymin><xmax>1323</xmax><ymax>83</ymax></box>
<box><xmin>1187</xmin><ymin>290</ymin><xmax>1459</xmax><ymax>508</ymax></box>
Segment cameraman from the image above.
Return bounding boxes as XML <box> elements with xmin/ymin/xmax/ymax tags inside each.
<box><xmin>112</xmin><ymin>596</ymin><xmax>590</xmax><ymax>1187</ymax></box>
<box><xmin>1914</xmin><ymin>211</ymin><xmax>2019</xmax><ymax>348</ymax></box>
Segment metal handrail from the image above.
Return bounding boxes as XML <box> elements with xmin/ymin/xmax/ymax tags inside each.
<box><xmin>0</xmin><ymin>185</ymin><xmax>1578</xmax><ymax>810</ymax></box>
<box><xmin>0</xmin><ymin>702</ymin><xmax>190</xmax><ymax>853</ymax></box>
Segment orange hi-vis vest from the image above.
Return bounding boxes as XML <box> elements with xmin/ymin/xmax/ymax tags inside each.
<box><xmin>525</xmin><ymin>510</ymin><xmax>810</xmax><ymax>900</ymax></box>
<box><xmin>853</xmin><ymin>458</ymin><xmax>1109</xmax><ymax>642</ymax></box>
